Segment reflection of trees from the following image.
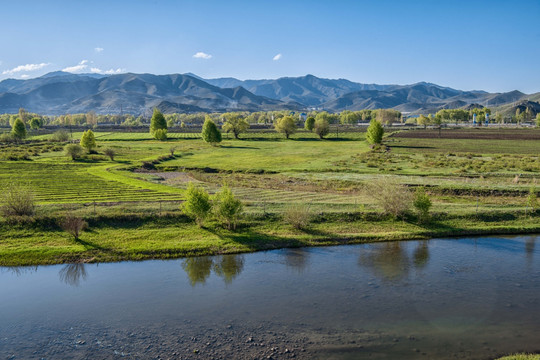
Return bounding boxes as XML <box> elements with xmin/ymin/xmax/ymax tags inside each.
<box><xmin>182</xmin><ymin>257</ymin><xmax>213</xmax><ymax>286</ymax></box>
<box><xmin>1</xmin><ymin>266</ymin><xmax>38</xmax><ymax>276</ymax></box>
<box><xmin>525</xmin><ymin>236</ymin><xmax>536</xmax><ymax>263</ymax></box>
<box><xmin>359</xmin><ymin>241</ymin><xmax>431</xmax><ymax>282</ymax></box>
<box><xmin>413</xmin><ymin>241</ymin><xmax>429</xmax><ymax>269</ymax></box>
<box><xmin>182</xmin><ymin>254</ymin><xmax>245</xmax><ymax>286</ymax></box>
<box><xmin>283</xmin><ymin>248</ymin><xmax>308</xmax><ymax>272</ymax></box>
<box><xmin>360</xmin><ymin>242</ymin><xmax>410</xmax><ymax>282</ymax></box>
<box><xmin>213</xmin><ymin>255</ymin><xmax>245</xmax><ymax>284</ymax></box>
<box><xmin>525</xmin><ymin>236</ymin><xmax>536</xmax><ymax>256</ymax></box>
<box><xmin>58</xmin><ymin>263</ymin><xmax>87</xmax><ymax>287</ymax></box>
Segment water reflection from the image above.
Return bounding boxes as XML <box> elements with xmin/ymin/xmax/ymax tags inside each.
<box><xmin>413</xmin><ymin>241</ymin><xmax>429</xmax><ymax>269</ymax></box>
<box><xmin>58</xmin><ymin>263</ymin><xmax>88</xmax><ymax>287</ymax></box>
<box><xmin>359</xmin><ymin>241</ymin><xmax>431</xmax><ymax>282</ymax></box>
<box><xmin>283</xmin><ymin>248</ymin><xmax>308</xmax><ymax>272</ymax></box>
<box><xmin>182</xmin><ymin>254</ymin><xmax>244</xmax><ymax>286</ymax></box>
<box><xmin>1</xmin><ymin>266</ymin><xmax>38</xmax><ymax>276</ymax></box>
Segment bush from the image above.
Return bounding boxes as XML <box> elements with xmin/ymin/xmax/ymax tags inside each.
<box><xmin>80</xmin><ymin>130</ymin><xmax>96</xmax><ymax>152</ymax></box>
<box><xmin>50</xmin><ymin>130</ymin><xmax>70</xmax><ymax>142</ymax></box>
<box><xmin>60</xmin><ymin>214</ymin><xmax>88</xmax><ymax>240</ymax></box>
<box><xmin>366</xmin><ymin>119</ymin><xmax>384</xmax><ymax>145</ymax></box>
<box><xmin>1</xmin><ymin>183</ymin><xmax>35</xmax><ymax>218</ymax></box>
<box><xmin>413</xmin><ymin>187</ymin><xmax>432</xmax><ymax>223</ymax></box>
<box><xmin>182</xmin><ymin>182</ymin><xmax>211</xmax><ymax>227</ymax></box>
<box><xmin>65</xmin><ymin>144</ymin><xmax>84</xmax><ymax>160</ymax></box>
<box><xmin>370</xmin><ymin>177</ymin><xmax>412</xmax><ymax>219</ymax></box>
<box><xmin>213</xmin><ymin>185</ymin><xmax>243</xmax><ymax>230</ymax></box>
<box><xmin>11</xmin><ymin>118</ymin><xmax>27</xmax><ymax>140</ymax></box>
<box><xmin>283</xmin><ymin>204</ymin><xmax>312</xmax><ymax>230</ymax></box>
<box><xmin>153</xmin><ymin>128</ymin><xmax>168</xmax><ymax>141</ymax></box>
<box><xmin>104</xmin><ymin>148</ymin><xmax>116</xmax><ymax>161</ymax></box>
<box><xmin>0</xmin><ymin>133</ymin><xmax>15</xmax><ymax>143</ymax></box>
<box><xmin>201</xmin><ymin>116</ymin><xmax>222</xmax><ymax>145</ymax></box>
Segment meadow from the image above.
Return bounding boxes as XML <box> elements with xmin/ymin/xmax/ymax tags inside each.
<box><xmin>0</xmin><ymin>127</ymin><xmax>539</xmax><ymax>265</ymax></box>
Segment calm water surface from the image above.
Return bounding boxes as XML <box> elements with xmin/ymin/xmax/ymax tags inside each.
<box><xmin>1</xmin><ymin>235</ymin><xmax>539</xmax><ymax>359</ymax></box>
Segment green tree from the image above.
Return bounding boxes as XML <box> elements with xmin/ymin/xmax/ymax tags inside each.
<box><xmin>64</xmin><ymin>144</ymin><xmax>84</xmax><ymax>160</ymax></box>
<box><xmin>413</xmin><ymin>187</ymin><xmax>432</xmax><ymax>223</ymax></box>
<box><xmin>304</xmin><ymin>116</ymin><xmax>315</xmax><ymax>131</ymax></box>
<box><xmin>495</xmin><ymin>112</ymin><xmax>504</xmax><ymax>124</ymax></box>
<box><xmin>274</xmin><ymin>115</ymin><xmax>297</xmax><ymax>139</ymax></box>
<box><xmin>11</xmin><ymin>118</ymin><xmax>27</xmax><ymax>140</ymax></box>
<box><xmin>29</xmin><ymin>117</ymin><xmax>42</xmax><ymax>130</ymax></box>
<box><xmin>417</xmin><ymin>114</ymin><xmax>430</xmax><ymax>128</ymax></box>
<box><xmin>182</xmin><ymin>182</ymin><xmax>212</xmax><ymax>227</ymax></box>
<box><xmin>150</xmin><ymin>108</ymin><xmax>167</xmax><ymax>138</ymax></box>
<box><xmin>222</xmin><ymin>114</ymin><xmax>249</xmax><ymax>139</ymax></box>
<box><xmin>366</xmin><ymin>119</ymin><xmax>384</xmax><ymax>145</ymax></box>
<box><xmin>314</xmin><ymin>118</ymin><xmax>330</xmax><ymax>139</ymax></box>
<box><xmin>80</xmin><ymin>130</ymin><xmax>96</xmax><ymax>152</ymax></box>
<box><xmin>536</xmin><ymin>113</ymin><xmax>540</xmax><ymax>127</ymax></box>
<box><xmin>213</xmin><ymin>185</ymin><xmax>243</xmax><ymax>230</ymax></box>
<box><xmin>201</xmin><ymin>116</ymin><xmax>222</xmax><ymax>145</ymax></box>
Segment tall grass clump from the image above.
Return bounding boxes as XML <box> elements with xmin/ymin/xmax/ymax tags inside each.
<box><xmin>283</xmin><ymin>203</ymin><xmax>312</xmax><ymax>230</ymax></box>
<box><xmin>1</xmin><ymin>183</ymin><xmax>36</xmax><ymax>219</ymax></box>
<box><xmin>370</xmin><ymin>177</ymin><xmax>412</xmax><ymax>219</ymax></box>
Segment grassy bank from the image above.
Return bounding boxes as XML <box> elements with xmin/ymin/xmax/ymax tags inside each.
<box><xmin>1</xmin><ymin>210</ymin><xmax>538</xmax><ymax>266</ymax></box>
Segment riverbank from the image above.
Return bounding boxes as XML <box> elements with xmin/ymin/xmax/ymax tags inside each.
<box><xmin>1</xmin><ymin>211</ymin><xmax>539</xmax><ymax>266</ymax></box>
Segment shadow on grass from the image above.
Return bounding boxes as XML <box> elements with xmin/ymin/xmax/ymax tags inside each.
<box><xmin>390</xmin><ymin>145</ymin><xmax>434</xmax><ymax>149</ymax></box>
<box><xmin>204</xmin><ymin>226</ymin><xmax>304</xmax><ymax>251</ymax></box>
<box><xmin>219</xmin><ymin>145</ymin><xmax>260</xmax><ymax>149</ymax></box>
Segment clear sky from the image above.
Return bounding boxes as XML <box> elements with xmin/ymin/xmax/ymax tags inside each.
<box><xmin>1</xmin><ymin>0</ymin><xmax>539</xmax><ymax>93</ymax></box>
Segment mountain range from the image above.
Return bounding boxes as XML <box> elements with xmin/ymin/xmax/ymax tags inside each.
<box><xmin>0</xmin><ymin>72</ymin><xmax>538</xmax><ymax>115</ymax></box>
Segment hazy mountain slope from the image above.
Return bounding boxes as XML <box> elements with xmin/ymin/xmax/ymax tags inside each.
<box><xmin>0</xmin><ymin>72</ymin><xmax>536</xmax><ymax>114</ymax></box>
<box><xmin>0</xmin><ymin>73</ymin><xmax>296</xmax><ymax>114</ymax></box>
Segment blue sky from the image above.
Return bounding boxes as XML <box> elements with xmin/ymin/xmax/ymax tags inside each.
<box><xmin>1</xmin><ymin>0</ymin><xmax>539</xmax><ymax>93</ymax></box>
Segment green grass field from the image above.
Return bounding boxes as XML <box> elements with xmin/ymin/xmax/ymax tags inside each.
<box><xmin>0</xmin><ymin>127</ymin><xmax>539</xmax><ymax>265</ymax></box>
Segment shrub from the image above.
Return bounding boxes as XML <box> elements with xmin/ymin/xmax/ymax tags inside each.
<box><xmin>60</xmin><ymin>213</ymin><xmax>88</xmax><ymax>240</ymax></box>
<box><xmin>80</xmin><ymin>130</ymin><xmax>96</xmax><ymax>152</ymax></box>
<box><xmin>104</xmin><ymin>148</ymin><xmax>116</xmax><ymax>161</ymax></box>
<box><xmin>11</xmin><ymin>118</ymin><xmax>27</xmax><ymax>140</ymax></box>
<box><xmin>0</xmin><ymin>133</ymin><xmax>15</xmax><ymax>143</ymax></box>
<box><xmin>182</xmin><ymin>182</ymin><xmax>211</xmax><ymax>227</ymax></box>
<box><xmin>413</xmin><ymin>187</ymin><xmax>432</xmax><ymax>223</ymax></box>
<box><xmin>50</xmin><ymin>130</ymin><xmax>70</xmax><ymax>142</ymax></box>
<box><xmin>1</xmin><ymin>183</ymin><xmax>35</xmax><ymax>218</ymax></box>
<box><xmin>65</xmin><ymin>144</ymin><xmax>84</xmax><ymax>160</ymax></box>
<box><xmin>283</xmin><ymin>203</ymin><xmax>312</xmax><ymax>230</ymax></box>
<box><xmin>201</xmin><ymin>116</ymin><xmax>222</xmax><ymax>145</ymax></box>
<box><xmin>213</xmin><ymin>185</ymin><xmax>243</xmax><ymax>230</ymax></box>
<box><xmin>366</xmin><ymin>119</ymin><xmax>384</xmax><ymax>145</ymax></box>
<box><xmin>153</xmin><ymin>128</ymin><xmax>168</xmax><ymax>141</ymax></box>
<box><xmin>370</xmin><ymin>177</ymin><xmax>412</xmax><ymax>219</ymax></box>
